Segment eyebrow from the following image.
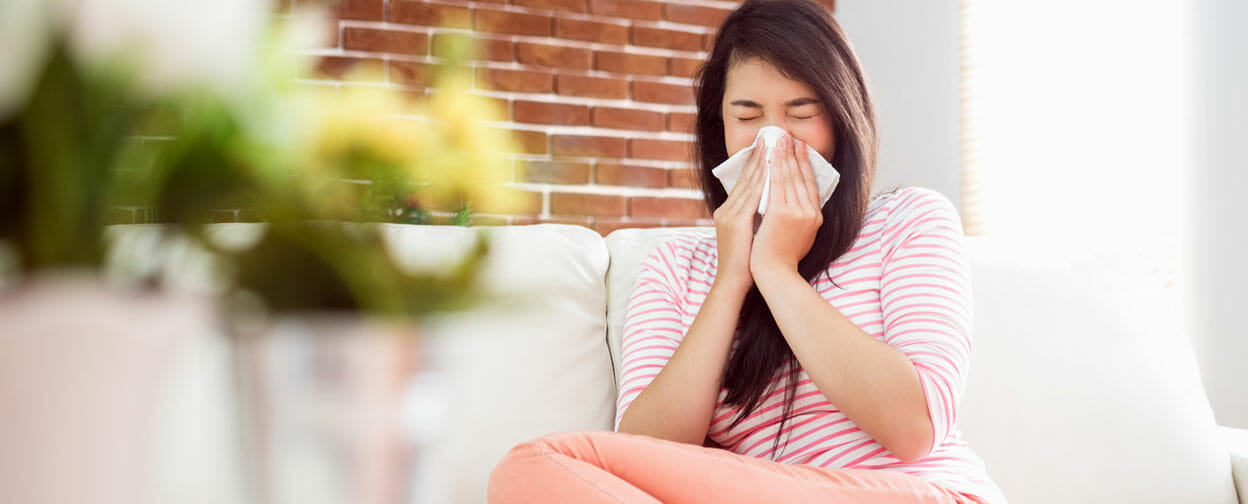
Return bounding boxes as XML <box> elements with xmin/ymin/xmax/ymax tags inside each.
<box><xmin>728</xmin><ymin>97</ymin><xmax>820</xmax><ymax>108</ymax></box>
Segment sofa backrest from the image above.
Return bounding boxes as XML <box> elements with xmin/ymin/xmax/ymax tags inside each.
<box><xmin>952</xmin><ymin>237</ymin><xmax>1235</xmax><ymax>504</ymax></box>
<box><xmin>108</xmin><ymin>223</ymin><xmax>621</xmax><ymax>504</ymax></box>
<box><xmin>108</xmin><ymin>223</ymin><xmax>1238</xmax><ymax>504</ymax></box>
<box><xmin>385</xmin><ymin>224</ymin><xmax>618</xmax><ymax>503</ymax></box>
<box><xmin>603</xmin><ymin>226</ymin><xmax>1237</xmax><ymax>504</ymax></box>
<box><xmin>603</xmin><ymin>226</ymin><xmax>716</xmax><ymax>386</ymax></box>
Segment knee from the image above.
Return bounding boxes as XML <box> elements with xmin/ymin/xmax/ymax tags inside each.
<box><xmin>487</xmin><ymin>440</ymin><xmax>540</xmax><ymax>503</ymax></box>
<box><xmin>492</xmin><ymin>430</ymin><xmax>619</xmax><ymax>476</ymax></box>
<box><xmin>487</xmin><ymin>431</ymin><xmax>604</xmax><ymax>502</ymax></box>
<box><xmin>498</xmin><ymin>430</ymin><xmax>603</xmax><ymax>462</ymax></box>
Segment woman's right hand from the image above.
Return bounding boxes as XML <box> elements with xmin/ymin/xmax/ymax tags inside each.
<box><xmin>711</xmin><ymin>136</ymin><xmax>768</xmax><ymax>295</ymax></box>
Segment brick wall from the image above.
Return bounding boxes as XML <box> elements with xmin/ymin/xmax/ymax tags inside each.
<box><xmin>301</xmin><ymin>0</ymin><xmax>834</xmax><ymax>235</ymax></box>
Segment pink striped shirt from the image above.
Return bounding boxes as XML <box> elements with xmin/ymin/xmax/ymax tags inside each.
<box><xmin>615</xmin><ymin>187</ymin><xmax>1007</xmax><ymax>504</ymax></box>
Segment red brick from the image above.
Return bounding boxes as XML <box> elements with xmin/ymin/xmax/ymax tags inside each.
<box><xmin>395</xmin><ymin>90</ymin><xmax>430</xmax><ymax>113</ymax></box>
<box><xmin>630</xmin><ymin>26</ymin><xmax>703</xmax><ymax>52</ymax></box>
<box><xmin>511</xmin><ymin>0</ymin><xmax>587</xmax><ymax>13</ymax></box>
<box><xmin>663</xmin><ymin>218</ymin><xmax>715</xmax><ymax>227</ymax></box>
<box><xmin>476</xmin><ymin>67</ymin><xmax>554</xmax><ymax>93</ymax></box>
<box><xmin>475</xmin><ymin>95</ymin><xmax>511</xmax><ymax>116</ymax></box>
<box><xmin>432</xmin><ymin>33</ymin><xmax>514</xmax><ymax>61</ymax></box>
<box><xmin>389</xmin><ymin>60</ymin><xmax>432</xmax><ymax>87</ymax></box>
<box><xmin>390</xmin><ymin>1</ymin><xmax>471</xmax><ymax>28</ymax></box>
<box><xmin>667</xmin><ymin>112</ymin><xmax>696</xmax><ymax>133</ymax></box>
<box><xmin>555</xmin><ymin>74</ymin><xmax>628</xmax><ymax>99</ymax></box>
<box><xmin>590</xmin><ymin>107</ymin><xmax>665</xmax><ymax>131</ymax></box>
<box><xmin>417</xmin><ymin>88</ymin><xmax>491</xmax><ymax>111</ymax></box>
<box><xmin>595</xmin><ymin>51</ymin><xmax>667</xmax><ymax>76</ymax></box>
<box><xmin>551</xmin><ymin>193</ymin><xmax>627</xmax><ymax>217</ymax></box>
<box><xmin>516</xmin><ymin>160</ymin><xmax>591</xmax><ymax>184</ymax></box>
<box><xmin>663</xmin><ymin>4</ymin><xmax>733</xmax><ymax>27</ymax></box>
<box><xmin>629</xmin><ymin>138</ymin><xmax>692</xmax><ymax>162</ymax></box>
<box><xmin>592</xmin><ymin>219</ymin><xmax>664</xmax><ymax>235</ymax></box>
<box><xmin>816</xmin><ymin>0</ymin><xmax>836</xmax><ymax>12</ymax></box>
<box><xmin>669</xmin><ymin>57</ymin><xmax>704</xmax><ymax>78</ymax></box>
<box><xmin>555</xmin><ymin>18</ymin><xmax>628</xmax><ymax>45</ymax></box>
<box><xmin>702</xmin><ymin>32</ymin><xmax>716</xmax><ymax>51</ymax></box>
<box><xmin>336</xmin><ymin>0</ymin><xmax>383</xmax><ymax>20</ymax></box>
<box><xmin>475</xmin><ymin>190</ymin><xmax>543</xmax><ymax>215</ymax></box>
<box><xmin>629</xmin><ymin>196</ymin><xmax>709</xmax><ymax>219</ymax></box>
<box><xmin>588</xmin><ymin>0</ymin><xmax>662</xmax><ymax>21</ymax></box>
<box><xmin>343</xmin><ymin>28</ymin><xmax>429</xmax><ymax>56</ymax></box>
<box><xmin>307</xmin><ymin>56</ymin><xmax>385</xmax><ymax>80</ymax></box>
<box><xmin>552</xmin><ymin>135</ymin><xmax>627</xmax><ymax>158</ymax></box>
<box><xmin>317</xmin><ymin>18</ymin><xmax>341</xmax><ymax>48</ymax></box>
<box><xmin>514</xmin><ymin>216</ymin><xmax>594</xmax><ymax>227</ymax></box>
<box><xmin>468</xmin><ymin>215</ymin><xmax>509</xmax><ymax>226</ymax></box>
<box><xmin>595</xmin><ymin>163</ymin><xmax>667</xmax><ymax>188</ymax></box>
<box><xmin>494</xmin><ymin>128</ymin><xmax>549</xmax><ymax>154</ymax></box>
<box><xmin>475</xmin><ymin>9</ymin><xmax>552</xmax><ymax>36</ymax></box>
<box><xmin>632</xmin><ymin>81</ymin><xmax>695</xmax><ymax>105</ymax></box>
<box><xmin>668</xmin><ymin>167</ymin><xmax>700</xmax><ymax>188</ymax></box>
<box><xmin>421</xmin><ymin>87</ymin><xmax>504</xmax><ymax>107</ymax></box>
<box><xmin>515</xmin><ymin>42</ymin><xmax>592</xmax><ymax>70</ymax></box>
<box><xmin>514</xmin><ymin>100</ymin><xmax>590</xmax><ymax>126</ymax></box>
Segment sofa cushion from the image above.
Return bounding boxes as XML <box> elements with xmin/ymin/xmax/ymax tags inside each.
<box><xmin>604</xmin><ymin>227</ymin><xmax>1237</xmax><ymax>504</ymax></box>
<box><xmin>957</xmin><ymin>236</ymin><xmax>1236</xmax><ymax>504</ymax></box>
<box><xmin>107</xmin><ymin>223</ymin><xmax>617</xmax><ymax>504</ymax></box>
<box><xmin>603</xmin><ymin>226</ymin><xmax>714</xmax><ymax>386</ymax></box>
<box><xmin>381</xmin><ymin>223</ymin><xmax>615</xmax><ymax>503</ymax></box>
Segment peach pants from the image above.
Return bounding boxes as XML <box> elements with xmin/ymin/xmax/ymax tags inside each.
<box><xmin>487</xmin><ymin>430</ymin><xmax>986</xmax><ymax>504</ymax></box>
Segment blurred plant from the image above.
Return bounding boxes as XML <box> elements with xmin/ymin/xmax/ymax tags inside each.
<box><xmin>0</xmin><ymin>1</ymin><xmax>522</xmax><ymax>318</ymax></box>
<box><xmin>0</xmin><ymin>44</ymin><xmax>131</xmax><ymax>272</ymax></box>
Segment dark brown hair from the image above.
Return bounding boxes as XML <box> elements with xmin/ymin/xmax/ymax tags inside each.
<box><xmin>693</xmin><ymin>0</ymin><xmax>879</xmax><ymax>454</ymax></box>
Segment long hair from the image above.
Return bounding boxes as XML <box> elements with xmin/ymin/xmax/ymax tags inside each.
<box><xmin>692</xmin><ymin>0</ymin><xmax>879</xmax><ymax>456</ymax></box>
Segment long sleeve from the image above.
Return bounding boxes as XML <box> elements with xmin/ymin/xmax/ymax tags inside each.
<box><xmin>878</xmin><ymin>188</ymin><xmax>975</xmax><ymax>454</ymax></box>
<box><xmin>614</xmin><ymin>238</ymin><xmax>689</xmax><ymax>431</ymax></box>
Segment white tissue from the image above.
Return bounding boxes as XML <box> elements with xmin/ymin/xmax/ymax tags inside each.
<box><xmin>711</xmin><ymin>125</ymin><xmax>840</xmax><ymax>214</ymax></box>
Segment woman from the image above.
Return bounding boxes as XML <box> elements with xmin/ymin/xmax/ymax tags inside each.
<box><xmin>487</xmin><ymin>0</ymin><xmax>1005</xmax><ymax>502</ymax></box>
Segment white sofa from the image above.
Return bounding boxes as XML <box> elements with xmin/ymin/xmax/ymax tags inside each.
<box><xmin>121</xmin><ymin>222</ymin><xmax>1248</xmax><ymax>503</ymax></box>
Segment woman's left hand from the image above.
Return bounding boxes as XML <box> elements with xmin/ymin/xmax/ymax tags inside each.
<box><xmin>750</xmin><ymin>134</ymin><xmax>823</xmax><ymax>277</ymax></box>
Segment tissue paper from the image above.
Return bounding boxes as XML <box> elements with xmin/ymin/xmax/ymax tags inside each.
<box><xmin>711</xmin><ymin>125</ymin><xmax>840</xmax><ymax>214</ymax></box>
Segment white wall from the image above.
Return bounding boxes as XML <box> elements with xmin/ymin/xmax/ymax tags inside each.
<box><xmin>1182</xmin><ymin>0</ymin><xmax>1248</xmax><ymax>428</ymax></box>
<box><xmin>833</xmin><ymin>0</ymin><xmax>963</xmax><ymax>209</ymax></box>
<box><xmin>840</xmin><ymin>0</ymin><xmax>1246</xmax><ymax>427</ymax></box>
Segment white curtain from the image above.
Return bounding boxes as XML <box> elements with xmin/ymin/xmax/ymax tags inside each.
<box><xmin>958</xmin><ymin>0</ymin><xmax>1190</xmax><ymax>291</ymax></box>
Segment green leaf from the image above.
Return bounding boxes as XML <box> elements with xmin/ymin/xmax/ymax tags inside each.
<box><xmin>451</xmin><ymin>203</ymin><xmax>473</xmax><ymax>226</ymax></box>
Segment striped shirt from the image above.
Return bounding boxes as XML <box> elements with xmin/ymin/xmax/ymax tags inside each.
<box><xmin>614</xmin><ymin>187</ymin><xmax>1007</xmax><ymax>504</ymax></box>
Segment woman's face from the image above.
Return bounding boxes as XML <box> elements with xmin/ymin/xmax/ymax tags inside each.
<box><xmin>721</xmin><ymin>56</ymin><xmax>836</xmax><ymax>161</ymax></box>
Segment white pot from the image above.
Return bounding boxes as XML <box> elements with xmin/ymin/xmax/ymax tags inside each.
<box><xmin>233</xmin><ymin>314</ymin><xmax>441</xmax><ymax>504</ymax></box>
<box><xmin>0</xmin><ymin>272</ymin><xmax>209</xmax><ymax>504</ymax></box>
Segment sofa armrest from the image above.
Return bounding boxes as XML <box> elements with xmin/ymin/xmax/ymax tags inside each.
<box><xmin>1225</xmin><ymin>426</ymin><xmax>1248</xmax><ymax>504</ymax></box>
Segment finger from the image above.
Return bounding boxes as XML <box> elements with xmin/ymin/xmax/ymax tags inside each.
<box><xmin>740</xmin><ymin>136</ymin><xmax>767</xmax><ymax>192</ymax></box>
<box><xmin>764</xmin><ymin>138</ymin><xmax>780</xmax><ymax>208</ymax></box>
<box><xmin>793</xmin><ymin>138</ymin><xmax>819</xmax><ymax>209</ymax></box>
<box><xmin>743</xmin><ymin>148</ymin><xmax>768</xmax><ymax>215</ymax></box>
<box><xmin>782</xmin><ymin>136</ymin><xmax>815</xmax><ymax>216</ymax></box>
<box><xmin>722</xmin><ymin>136</ymin><xmax>761</xmax><ymax>210</ymax></box>
<box><xmin>773</xmin><ymin>135</ymin><xmax>796</xmax><ymax>209</ymax></box>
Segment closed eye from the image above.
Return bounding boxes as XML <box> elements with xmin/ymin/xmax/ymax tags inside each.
<box><xmin>737</xmin><ymin>117</ymin><xmax>760</xmax><ymax>121</ymax></box>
